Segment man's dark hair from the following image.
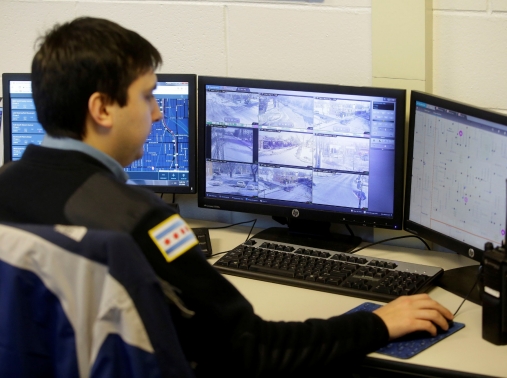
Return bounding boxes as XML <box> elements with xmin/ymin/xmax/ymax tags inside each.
<box><xmin>31</xmin><ymin>17</ymin><xmax>162</xmax><ymax>139</ymax></box>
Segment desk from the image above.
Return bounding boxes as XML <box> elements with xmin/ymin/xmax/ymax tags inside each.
<box><xmin>187</xmin><ymin>219</ymin><xmax>507</xmax><ymax>378</ymax></box>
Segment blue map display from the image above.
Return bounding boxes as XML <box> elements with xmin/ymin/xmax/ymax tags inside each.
<box><xmin>125</xmin><ymin>96</ymin><xmax>190</xmax><ymax>185</ymax></box>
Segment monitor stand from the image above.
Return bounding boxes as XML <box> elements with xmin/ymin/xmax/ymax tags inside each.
<box><xmin>251</xmin><ymin>217</ymin><xmax>362</xmax><ymax>253</ymax></box>
<box><xmin>166</xmin><ymin>202</ymin><xmax>180</xmax><ymax>214</ymax></box>
<box><xmin>436</xmin><ymin>265</ymin><xmax>482</xmax><ymax>305</ymax></box>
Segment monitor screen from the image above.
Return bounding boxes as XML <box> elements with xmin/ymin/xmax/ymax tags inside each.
<box><xmin>405</xmin><ymin>91</ymin><xmax>507</xmax><ymax>263</ymax></box>
<box><xmin>198</xmin><ymin>76</ymin><xmax>406</xmax><ymax>250</ymax></box>
<box><xmin>2</xmin><ymin>73</ymin><xmax>196</xmax><ymax>194</ymax></box>
<box><xmin>123</xmin><ymin>74</ymin><xmax>196</xmax><ymax>193</ymax></box>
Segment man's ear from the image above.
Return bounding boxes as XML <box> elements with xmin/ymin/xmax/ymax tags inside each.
<box><xmin>88</xmin><ymin>92</ymin><xmax>113</xmax><ymax>128</ymax></box>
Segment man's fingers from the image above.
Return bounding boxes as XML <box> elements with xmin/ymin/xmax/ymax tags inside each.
<box><xmin>373</xmin><ymin>295</ymin><xmax>454</xmax><ymax>340</ymax></box>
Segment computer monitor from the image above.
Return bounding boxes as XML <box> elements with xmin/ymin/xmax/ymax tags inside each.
<box><xmin>404</xmin><ymin>91</ymin><xmax>507</xmax><ymax>302</ymax></box>
<box><xmin>2</xmin><ymin>73</ymin><xmax>196</xmax><ymax>194</ymax></box>
<box><xmin>405</xmin><ymin>91</ymin><xmax>507</xmax><ymax>262</ymax></box>
<box><xmin>198</xmin><ymin>76</ymin><xmax>406</xmax><ymax>251</ymax></box>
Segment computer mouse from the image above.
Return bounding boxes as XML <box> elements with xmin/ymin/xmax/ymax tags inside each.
<box><xmin>437</xmin><ymin>318</ymin><xmax>454</xmax><ymax>334</ymax></box>
<box><xmin>398</xmin><ymin>319</ymin><xmax>454</xmax><ymax>341</ymax></box>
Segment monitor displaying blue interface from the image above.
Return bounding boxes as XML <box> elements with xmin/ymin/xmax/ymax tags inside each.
<box><xmin>2</xmin><ymin>73</ymin><xmax>196</xmax><ymax>194</ymax></box>
<box><xmin>405</xmin><ymin>91</ymin><xmax>507</xmax><ymax>263</ymax></box>
<box><xmin>123</xmin><ymin>74</ymin><xmax>196</xmax><ymax>193</ymax></box>
<box><xmin>198</xmin><ymin>76</ymin><xmax>406</xmax><ymax>249</ymax></box>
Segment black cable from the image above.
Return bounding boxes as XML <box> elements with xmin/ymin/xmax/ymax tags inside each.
<box><xmin>345</xmin><ymin>224</ymin><xmax>355</xmax><ymax>238</ymax></box>
<box><xmin>453</xmin><ymin>270</ymin><xmax>480</xmax><ymax>317</ymax></box>
<box><xmin>208</xmin><ymin>219</ymin><xmax>257</xmax><ymax>257</ymax></box>
<box><xmin>348</xmin><ymin>235</ymin><xmax>431</xmax><ymax>254</ymax></box>
<box><xmin>245</xmin><ymin>219</ymin><xmax>257</xmax><ymax>241</ymax></box>
<box><xmin>207</xmin><ymin>219</ymin><xmax>257</xmax><ymax>231</ymax></box>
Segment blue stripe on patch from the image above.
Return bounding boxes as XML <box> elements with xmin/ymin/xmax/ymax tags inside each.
<box><xmin>154</xmin><ymin>219</ymin><xmax>184</xmax><ymax>240</ymax></box>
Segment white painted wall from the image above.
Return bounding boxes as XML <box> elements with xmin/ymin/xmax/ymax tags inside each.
<box><xmin>433</xmin><ymin>0</ymin><xmax>507</xmax><ymax>113</ymax></box>
<box><xmin>0</xmin><ymin>0</ymin><xmax>373</xmax><ymax>92</ymax></box>
<box><xmin>1</xmin><ymin>0</ymin><xmax>506</xmax><ymax>240</ymax></box>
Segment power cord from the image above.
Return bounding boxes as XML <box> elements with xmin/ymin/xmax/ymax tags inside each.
<box><xmin>208</xmin><ymin>219</ymin><xmax>257</xmax><ymax>257</ymax></box>
<box><xmin>453</xmin><ymin>267</ymin><xmax>481</xmax><ymax>317</ymax></box>
<box><xmin>348</xmin><ymin>235</ymin><xmax>431</xmax><ymax>254</ymax></box>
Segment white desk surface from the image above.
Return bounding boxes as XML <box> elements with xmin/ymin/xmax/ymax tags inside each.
<box><xmin>188</xmin><ymin>219</ymin><xmax>507</xmax><ymax>378</ymax></box>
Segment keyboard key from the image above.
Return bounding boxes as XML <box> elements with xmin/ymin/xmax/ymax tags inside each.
<box><xmin>249</xmin><ymin>264</ymin><xmax>295</xmax><ymax>278</ymax></box>
<box><xmin>327</xmin><ymin>277</ymin><xmax>342</xmax><ymax>285</ymax></box>
<box><xmin>372</xmin><ymin>286</ymin><xmax>391</xmax><ymax>294</ymax></box>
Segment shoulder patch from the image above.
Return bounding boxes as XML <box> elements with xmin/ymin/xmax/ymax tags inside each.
<box><xmin>148</xmin><ymin>215</ymin><xmax>198</xmax><ymax>262</ymax></box>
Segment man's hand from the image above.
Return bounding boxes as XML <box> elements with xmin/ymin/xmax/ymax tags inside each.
<box><xmin>373</xmin><ymin>294</ymin><xmax>453</xmax><ymax>340</ymax></box>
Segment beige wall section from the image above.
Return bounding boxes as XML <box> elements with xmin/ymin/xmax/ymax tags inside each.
<box><xmin>372</xmin><ymin>0</ymin><xmax>432</xmax><ymax>92</ymax></box>
<box><xmin>226</xmin><ymin>4</ymin><xmax>371</xmax><ymax>86</ymax></box>
<box><xmin>433</xmin><ymin>12</ymin><xmax>507</xmax><ymax>112</ymax></box>
<box><xmin>0</xmin><ymin>1</ymin><xmax>373</xmax><ymax>93</ymax></box>
<box><xmin>371</xmin><ymin>1</ymin><xmax>433</xmax><ymax>248</ymax></box>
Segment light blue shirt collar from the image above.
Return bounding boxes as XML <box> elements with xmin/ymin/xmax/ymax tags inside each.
<box><xmin>41</xmin><ymin>135</ymin><xmax>130</xmax><ymax>182</ymax></box>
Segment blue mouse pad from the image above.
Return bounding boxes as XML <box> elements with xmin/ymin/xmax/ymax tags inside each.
<box><xmin>346</xmin><ymin>302</ymin><xmax>465</xmax><ymax>359</ymax></box>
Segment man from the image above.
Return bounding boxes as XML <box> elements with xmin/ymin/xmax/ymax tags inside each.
<box><xmin>0</xmin><ymin>17</ymin><xmax>453</xmax><ymax>377</ymax></box>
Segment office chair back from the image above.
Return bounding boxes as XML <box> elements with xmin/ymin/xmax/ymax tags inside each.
<box><xmin>0</xmin><ymin>223</ymin><xmax>194</xmax><ymax>378</ymax></box>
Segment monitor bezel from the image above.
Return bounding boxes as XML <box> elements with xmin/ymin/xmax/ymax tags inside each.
<box><xmin>197</xmin><ymin>75</ymin><xmax>406</xmax><ymax>230</ymax></box>
<box><xmin>2</xmin><ymin>73</ymin><xmax>197</xmax><ymax>194</ymax></box>
<box><xmin>404</xmin><ymin>90</ymin><xmax>507</xmax><ymax>263</ymax></box>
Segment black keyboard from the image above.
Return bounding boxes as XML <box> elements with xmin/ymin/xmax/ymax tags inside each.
<box><xmin>214</xmin><ymin>238</ymin><xmax>444</xmax><ymax>302</ymax></box>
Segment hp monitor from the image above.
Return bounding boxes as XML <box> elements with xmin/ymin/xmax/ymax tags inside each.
<box><xmin>405</xmin><ymin>91</ymin><xmax>507</xmax><ymax>302</ymax></box>
<box><xmin>405</xmin><ymin>91</ymin><xmax>507</xmax><ymax>262</ymax></box>
<box><xmin>2</xmin><ymin>73</ymin><xmax>196</xmax><ymax>194</ymax></box>
<box><xmin>198</xmin><ymin>76</ymin><xmax>406</xmax><ymax>251</ymax></box>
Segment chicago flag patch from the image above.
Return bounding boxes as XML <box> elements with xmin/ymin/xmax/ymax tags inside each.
<box><xmin>148</xmin><ymin>215</ymin><xmax>198</xmax><ymax>262</ymax></box>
